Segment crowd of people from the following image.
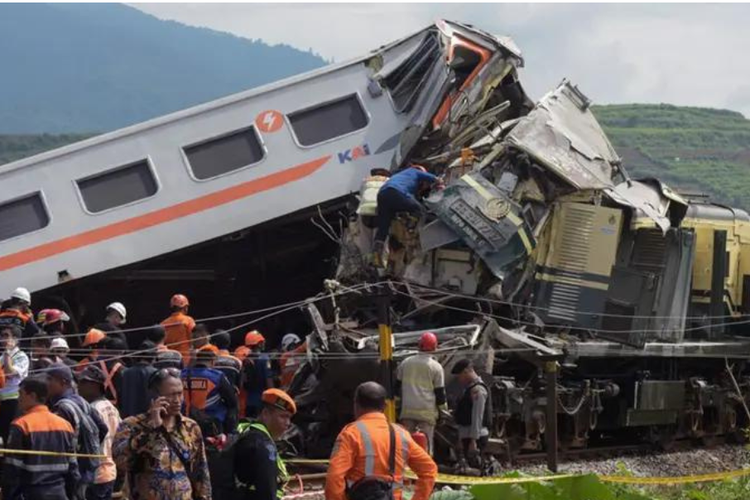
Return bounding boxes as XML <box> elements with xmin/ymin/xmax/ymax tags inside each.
<box><xmin>0</xmin><ymin>287</ymin><xmax>492</xmax><ymax>500</ymax></box>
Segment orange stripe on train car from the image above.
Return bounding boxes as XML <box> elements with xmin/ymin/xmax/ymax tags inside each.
<box><xmin>0</xmin><ymin>156</ymin><xmax>331</xmax><ymax>272</ymax></box>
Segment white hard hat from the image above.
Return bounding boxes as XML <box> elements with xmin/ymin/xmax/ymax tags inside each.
<box><xmin>281</xmin><ymin>333</ymin><xmax>301</xmax><ymax>351</ymax></box>
<box><xmin>107</xmin><ymin>302</ymin><xmax>127</xmax><ymax>323</ymax></box>
<box><xmin>10</xmin><ymin>287</ymin><xmax>31</xmax><ymax>305</ymax></box>
<box><xmin>50</xmin><ymin>337</ymin><xmax>70</xmax><ymax>351</ymax></box>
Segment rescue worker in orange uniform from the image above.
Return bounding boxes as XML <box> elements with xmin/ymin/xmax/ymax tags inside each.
<box><xmin>161</xmin><ymin>294</ymin><xmax>196</xmax><ymax>361</ymax></box>
<box><xmin>76</xmin><ymin>329</ymin><xmax>125</xmax><ymax>406</ymax></box>
<box><xmin>2</xmin><ymin>377</ymin><xmax>79</xmax><ymax>500</ymax></box>
<box><xmin>0</xmin><ymin>287</ymin><xmax>39</xmax><ymax>339</ymax></box>
<box><xmin>77</xmin><ymin>328</ymin><xmax>107</xmax><ymax>373</ymax></box>
<box><xmin>325</xmin><ymin>381</ymin><xmax>437</xmax><ymax>500</ymax></box>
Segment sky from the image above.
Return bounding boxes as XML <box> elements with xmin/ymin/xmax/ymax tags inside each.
<box><xmin>132</xmin><ymin>3</ymin><xmax>750</xmax><ymax>117</ymax></box>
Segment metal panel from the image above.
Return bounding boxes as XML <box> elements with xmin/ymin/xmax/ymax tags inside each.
<box><xmin>625</xmin><ymin>409</ymin><xmax>678</xmax><ymax>427</ymax></box>
<box><xmin>534</xmin><ymin>203</ymin><xmax>621</xmax><ymax>328</ymax></box>
<box><xmin>425</xmin><ymin>172</ymin><xmax>534</xmax><ymax>278</ymax></box>
<box><xmin>635</xmin><ymin>380</ymin><xmax>686</xmax><ymax>410</ymax></box>
<box><xmin>506</xmin><ymin>80</ymin><xmax>620</xmax><ymax>190</ymax></box>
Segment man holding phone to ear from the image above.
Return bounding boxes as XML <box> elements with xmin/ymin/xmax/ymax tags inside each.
<box><xmin>113</xmin><ymin>368</ymin><xmax>211</xmax><ymax>500</ymax></box>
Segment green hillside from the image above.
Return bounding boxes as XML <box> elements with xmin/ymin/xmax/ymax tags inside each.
<box><xmin>2</xmin><ymin>104</ymin><xmax>750</xmax><ymax>211</ymax></box>
<box><xmin>593</xmin><ymin>104</ymin><xmax>750</xmax><ymax>210</ymax></box>
<box><xmin>0</xmin><ymin>4</ymin><xmax>326</xmax><ymax>133</ymax></box>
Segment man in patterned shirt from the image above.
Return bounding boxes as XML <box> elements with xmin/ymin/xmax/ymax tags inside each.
<box><xmin>113</xmin><ymin>368</ymin><xmax>211</xmax><ymax>500</ymax></box>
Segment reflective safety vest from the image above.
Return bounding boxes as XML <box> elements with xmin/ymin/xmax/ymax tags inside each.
<box><xmin>100</xmin><ymin>360</ymin><xmax>123</xmax><ymax>406</ymax></box>
<box><xmin>356</xmin><ymin>175</ymin><xmax>388</xmax><ymax>216</ymax></box>
<box><xmin>182</xmin><ymin>367</ymin><xmax>229</xmax><ymax>425</ymax></box>
<box><xmin>237</xmin><ymin>421</ymin><xmax>289</xmax><ymax>499</ymax></box>
<box><xmin>0</xmin><ymin>309</ymin><xmax>32</xmax><ymax>329</ymax></box>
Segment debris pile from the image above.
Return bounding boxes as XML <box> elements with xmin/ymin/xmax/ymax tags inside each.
<box><xmin>281</xmin><ymin>20</ymin><xmax>750</xmax><ymax>471</ymax></box>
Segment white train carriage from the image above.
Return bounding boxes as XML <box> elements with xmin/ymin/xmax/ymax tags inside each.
<box><xmin>0</xmin><ymin>20</ymin><xmax>523</xmax><ymax>301</ymax></box>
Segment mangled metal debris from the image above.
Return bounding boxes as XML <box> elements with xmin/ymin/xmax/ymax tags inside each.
<box><xmin>282</xmin><ymin>21</ymin><xmax>750</xmax><ymax>471</ymax></box>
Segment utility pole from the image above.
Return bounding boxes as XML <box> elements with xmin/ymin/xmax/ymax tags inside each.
<box><xmin>377</xmin><ymin>285</ymin><xmax>396</xmax><ymax>422</ymax></box>
<box><xmin>544</xmin><ymin>360</ymin><xmax>558</xmax><ymax>473</ymax></box>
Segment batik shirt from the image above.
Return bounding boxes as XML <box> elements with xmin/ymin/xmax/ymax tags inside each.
<box><xmin>113</xmin><ymin>413</ymin><xmax>211</xmax><ymax>500</ymax></box>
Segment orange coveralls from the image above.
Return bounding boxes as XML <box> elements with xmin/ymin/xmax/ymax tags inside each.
<box><xmin>325</xmin><ymin>411</ymin><xmax>437</xmax><ymax>500</ymax></box>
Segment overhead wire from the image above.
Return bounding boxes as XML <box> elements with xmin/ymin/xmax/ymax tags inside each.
<box><xmin>392</xmin><ymin>287</ymin><xmax>750</xmax><ymax>336</ymax></box>
<box><xmin>405</xmin><ymin>282</ymin><xmax>744</xmax><ymax>321</ymax></box>
<box><xmin>33</xmin><ymin>281</ymin><xmax>377</xmax><ymax>341</ymax></box>
<box><xmin>23</xmin><ymin>281</ymin><xmax>377</xmax><ymax>376</ymax></box>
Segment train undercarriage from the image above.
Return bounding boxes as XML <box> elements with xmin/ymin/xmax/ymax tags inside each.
<box><xmin>282</xmin><ymin>283</ymin><xmax>750</xmax><ymax>471</ymax></box>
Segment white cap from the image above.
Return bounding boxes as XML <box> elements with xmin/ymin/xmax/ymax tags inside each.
<box><xmin>281</xmin><ymin>333</ymin><xmax>301</xmax><ymax>351</ymax></box>
<box><xmin>107</xmin><ymin>302</ymin><xmax>127</xmax><ymax>323</ymax></box>
<box><xmin>50</xmin><ymin>337</ymin><xmax>70</xmax><ymax>351</ymax></box>
<box><xmin>10</xmin><ymin>287</ymin><xmax>31</xmax><ymax>305</ymax></box>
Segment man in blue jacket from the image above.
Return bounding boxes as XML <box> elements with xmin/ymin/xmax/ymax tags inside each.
<box><xmin>182</xmin><ymin>345</ymin><xmax>238</xmax><ymax>436</ymax></box>
<box><xmin>374</xmin><ymin>165</ymin><xmax>442</xmax><ymax>258</ymax></box>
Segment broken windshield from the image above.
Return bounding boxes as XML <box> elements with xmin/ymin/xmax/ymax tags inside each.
<box><xmin>381</xmin><ymin>32</ymin><xmax>443</xmax><ymax>113</ymax></box>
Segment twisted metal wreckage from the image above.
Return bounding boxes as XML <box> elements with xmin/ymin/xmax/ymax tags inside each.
<box><xmin>278</xmin><ymin>21</ymin><xmax>750</xmax><ymax>472</ymax></box>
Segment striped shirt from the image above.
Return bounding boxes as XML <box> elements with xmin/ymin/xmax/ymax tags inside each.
<box><xmin>92</xmin><ymin>398</ymin><xmax>121</xmax><ymax>484</ymax></box>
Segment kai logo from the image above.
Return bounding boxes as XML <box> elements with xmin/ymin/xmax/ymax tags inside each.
<box><xmin>338</xmin><ymin>144</ymin><xmax>371</xmax><ymax>164</ymax></box>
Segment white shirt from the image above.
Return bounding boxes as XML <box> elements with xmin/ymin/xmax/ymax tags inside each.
<box><xmin>396</xmin><ymin>353</ymin><xmax>445</xmax><ymax>424</ymax></box>
<box><xmin>0</xmin><ymin>347</ymin><xmax>29</xmax><ymax>400</ymax></box>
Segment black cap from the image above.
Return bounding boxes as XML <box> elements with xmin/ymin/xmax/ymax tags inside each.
<box><xmin>77</xmin><ymin>365</ymin><xmax>106</xmax><ymax>386</ymax></box>
<box><xmin>451</xmin><ymin>358</ymin><xmax>473</xmax><ymax>375</ymax></box>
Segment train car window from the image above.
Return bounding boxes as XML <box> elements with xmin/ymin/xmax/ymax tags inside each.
<box><xmin>77</xmin><ymin>160</ymin><xmax>157</xmax><ymax>213</ymax></box>
<box><xmin>288</xmin><ymin>94</ymin><xmax>368</xmax><ymax>147</ymax></box>
<box><xmin>0</xmin><ymin>193</ymin><xmax>49</xmax><ymax>241</ymax></box>
<box><xmin>382</xmin><ymin>32</ymin><xmax>441</xmax><ymax>113</ymax></box>
<box><xmin>184</xmin><ymin>127</ymin><xmax>265</xmax><ymax>180</ymax></box>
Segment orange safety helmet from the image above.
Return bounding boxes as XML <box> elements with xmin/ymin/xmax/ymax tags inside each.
<box><xmin>418</xmin><ymin>332</ymin><xmax>438</xmax><ymax>352</ymax></box>
<box><xmin>170</xmin><ymin>294</ymin><xmax>190</xmax><ymax>308</ymax></box>
<box><xmin>262</xmin><ymin>388</ymin><xmax>297</xmax><ymax>415</ymax></box>
<box><xmin>244</xmin><ymin>330</ymin><xmax>265</xmax><ymax>347</ymax></box>
<box><xmin>82</xmin><ymin>328</ymin><xmax>106</xmax><ymax>347</ymax></box>
<box><xmin>197</xmin><ymin>344</ymin><xmax>219</xmax><ymax>354</ymax></box>
<box><xmin>234</xmin><ymin>345</ymin><xmax>251</xmax><ymax>361</ymax></box>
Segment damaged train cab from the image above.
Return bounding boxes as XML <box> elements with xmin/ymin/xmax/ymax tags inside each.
<box><xmin>291</xmin><ymin>78</ymin><xmax>750</xmax><ymax>465</ymax></box>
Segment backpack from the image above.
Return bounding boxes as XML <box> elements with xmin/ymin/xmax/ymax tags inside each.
<box><xmin>55</xmin><ymin>398</ymin><xmax>102</xmax><ymax>481</ymax></box>
<box><xmin>208</xmin><ymin>431</ymin><xmax>244</xmax><ymax>500</ymax></box>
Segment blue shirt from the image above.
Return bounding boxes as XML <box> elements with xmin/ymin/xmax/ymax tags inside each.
<box><xmin>245</xmin><ymin>353</ymin><xmax>272</xmax><ymax>410</ymax></box>
<box><xmin>381</xmin><ymin>168</ymin><xmax>438</xmax><ymax>197</ymax></box>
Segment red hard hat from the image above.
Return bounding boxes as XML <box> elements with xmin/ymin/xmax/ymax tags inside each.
<box><xmin>44</xmin><ymin>309</ymin><xmax>70</xmax><ymax>326</ymax></box>
<box><xmin>170</xmin><ymin>294</ymin><xmax>189</xmax><ymax>308</ymax></box>
<box><xmin>418</xmin><ymin>332</ymin><xmax>438</xmax><ymax>352</ymax></box>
